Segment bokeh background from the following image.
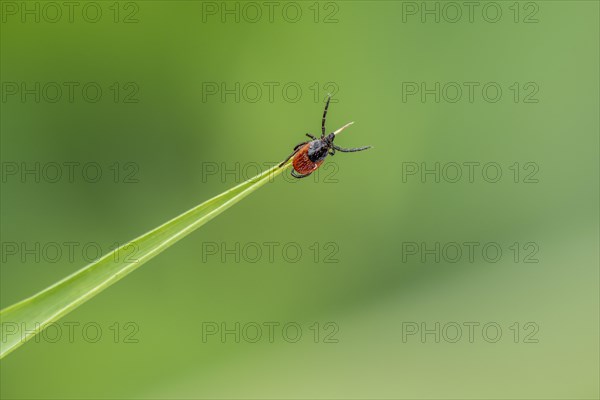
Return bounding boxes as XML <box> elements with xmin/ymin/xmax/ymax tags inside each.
<box><xmin>1</xmin><ymin>1</ymin><xmax>598</xmax><ymax>399</ymax></box>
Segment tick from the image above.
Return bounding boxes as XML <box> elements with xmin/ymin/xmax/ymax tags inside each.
<box><xmin>279</xmin><ymin>96</ymin><xmax>372</xmax><ymax>178</ymax></box>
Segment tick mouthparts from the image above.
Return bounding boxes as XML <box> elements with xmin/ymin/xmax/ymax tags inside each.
<box><xmin>333</xmin><ymin>121</ymin><xmax>355</xmax><ymax>136</ymax></box>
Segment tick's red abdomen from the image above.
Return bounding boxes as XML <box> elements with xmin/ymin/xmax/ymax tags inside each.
<box><xmin>293</xmin><ymin>144</ymin><xmax>323</xmax><ymax>175</ymax></box>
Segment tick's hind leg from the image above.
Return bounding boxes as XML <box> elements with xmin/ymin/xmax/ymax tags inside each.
<box><xmin>279</xmin><ymin>150</ymin><xmax>298</xmax><ymax>167</ymax></box>
<box><xmin>279</xmin><ymin>141</ymin><xmax>308</xmax><ymax>167</ymax></box>
<box><xmin>291</xmin><ymin>170</ymin><xmax>311</xmax><ymax>179</ymax></box>
<box><xmin>279</xmin><ymin>148</ymin><xmax>299</xmax><ymax>167</ymax></box>
<box><xmin>294</xmin><ymin>141</ymin><xmax>309</xmax><ymax>150</ymax></box>
<box><xmin>332</xmin><ymin>145</ymin><xmax>372</xmax><ymax>153</ymax></box>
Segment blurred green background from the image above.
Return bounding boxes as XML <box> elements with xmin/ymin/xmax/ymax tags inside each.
<box><xmin>1</xmin><ymin>1</ymin><xmax>598</xmax><ymax>399</ymax></box>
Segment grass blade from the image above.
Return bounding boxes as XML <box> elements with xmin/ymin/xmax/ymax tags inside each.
<box><xmin>0</xmin><ymin>162</ymin><xmax>290</xmax><ymax>359</ymax></box>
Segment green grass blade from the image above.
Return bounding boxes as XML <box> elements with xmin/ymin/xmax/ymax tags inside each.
<box><xmin>0</xmin><ymin>162</ymin><xmax>290</xmax><ymax>359</ymax></box>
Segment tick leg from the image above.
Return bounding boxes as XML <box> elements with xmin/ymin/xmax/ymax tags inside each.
<box><xmin>279</xmin><ymin>148</ymin><xmax>299</xmax><ymax>167</ymax></box>
<box><xmin>291</xmin><ymin>169</ymin><xmax>311</xmax><ymax>179</ymax></box>
<box><xmin>279</xmin><ymin>141</ymin><xmax>309</xmax><ymax>167</ymax></box>
<box><xmin>321</xmin><ymin>95</ymin><xmax>331</xmax><ymax>138</ymax></box>
<box><xmin>294</xmin><ymin>141</ymin><xmax>309</xmax><ymax>150</ymax></box>
<box><xmin>306</xmin><ymin>133</ymin><xmax>317</xmax><ymax>140</ymax></box>
<box><xmin>332</xmin><ymin>144</ymin><xmax>372</xmax><ymax>153</ymax></box>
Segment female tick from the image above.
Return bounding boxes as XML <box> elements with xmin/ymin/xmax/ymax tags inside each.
<box><xmin>279</xmin><ymin>97</ymin><xmax>371</xmax><ymax>178</ymax></box>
